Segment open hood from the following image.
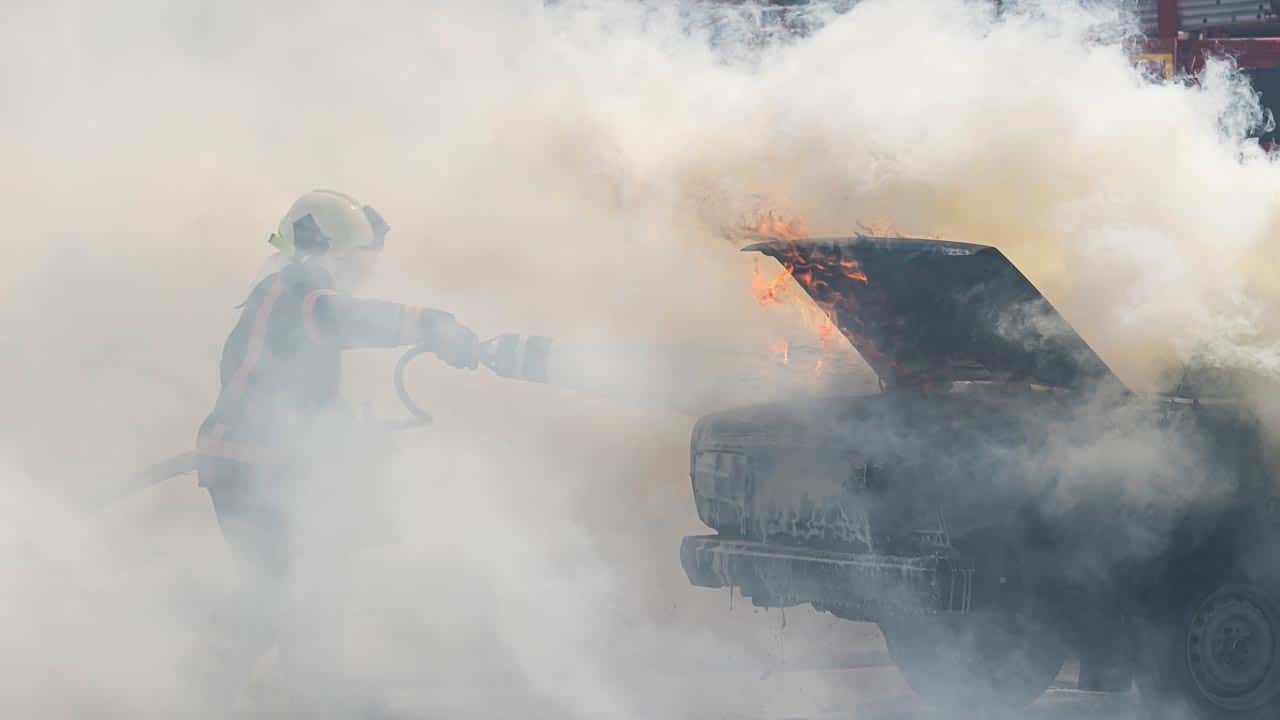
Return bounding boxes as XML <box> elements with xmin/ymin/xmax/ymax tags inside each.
<box><xmin>746</xmin><ymin>236</ymin><xmax>1122</xmax><ymax>391</ymax></box>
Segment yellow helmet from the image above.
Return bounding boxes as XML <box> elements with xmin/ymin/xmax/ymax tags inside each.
<box><xmin>268</xmin><ymin>189</ymin><xmax>389</xmax><ymax>257</ymax></box>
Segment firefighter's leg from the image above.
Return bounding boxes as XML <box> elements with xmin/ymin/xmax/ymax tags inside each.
<box><xmin>274</xmin><ymin>456</ymin><xmax>398</xmax><ymax>715</ymax></box>
<box><xmin>200</xmin><ymin>465</ymin><xmax>292</xmax><ymax>711</ymax></box>
<box><xmin>274</xmin><ymin>543</ymin><xmax>355</xmax><ymax>716</ymax></box>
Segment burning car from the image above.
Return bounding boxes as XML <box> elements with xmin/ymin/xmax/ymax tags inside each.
<box><xmin>680</xmin><ymin>235</ymin><xmax>1280</xmax><ymax>718</ymax></box>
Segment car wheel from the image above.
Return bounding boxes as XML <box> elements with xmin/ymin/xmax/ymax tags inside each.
<box><xmin>880</xmin><ymin>608</ymin><xmax>1066</xmax><ymax>710</ymax></box>
<box><xmin>1138</xmin><ymin>581</ymin><xmax>1280</xmax><ymax>719</ymax></box>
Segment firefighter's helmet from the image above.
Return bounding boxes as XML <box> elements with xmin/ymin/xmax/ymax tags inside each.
<box><xmin>269</xmin><ymin>189</ymin><xmax>390</xmax><ymax>257</ymax></box>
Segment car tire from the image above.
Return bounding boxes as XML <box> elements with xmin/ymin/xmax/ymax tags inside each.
<box><xmin>1137</xmin><ymin>579</ymin><xmax>1280</xmax><ymax>720</ymax></box>
<box><xmin>880</xmin><ymin>609</ymin><xmax>1067</xmax><ymax>711</ymax></box>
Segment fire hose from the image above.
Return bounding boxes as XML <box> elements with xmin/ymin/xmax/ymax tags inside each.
<box><xmin>93</xmin><ymin>333</ymin><xmax>552</xmax><ymax>508</ymax></box>
<box><xmin>389</xmin><ymin>333</ymin><xmax>552</xmax><ymax>427</ymax></box>
<box><xmin>391</xmin><ymin>344</ymin><xmax>437</xmax><ymax>427</ymax></box>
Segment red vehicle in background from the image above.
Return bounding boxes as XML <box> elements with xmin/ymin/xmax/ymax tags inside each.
<box><xmin>1135</xmin><ymin>1</ymin><xmax>1280</xmax><ymax>142</ymax></box>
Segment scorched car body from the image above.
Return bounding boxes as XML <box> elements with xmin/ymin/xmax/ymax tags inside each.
<box><xmin>680</xmin><ymin>235</ymin><xmax>1280</xmax><ymax>718</ymax></box>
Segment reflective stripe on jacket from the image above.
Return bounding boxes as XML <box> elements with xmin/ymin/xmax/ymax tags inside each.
<box><xmin>196</xmin><ymin>260</ymin><xmax>452</xmax><ymax>476</ymax></box>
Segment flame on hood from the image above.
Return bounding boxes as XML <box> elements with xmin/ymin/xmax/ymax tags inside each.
<box><xmin>745</xmin><ymin>235</ymin><xmax>1124</xmax><ymax>392</ymax></box>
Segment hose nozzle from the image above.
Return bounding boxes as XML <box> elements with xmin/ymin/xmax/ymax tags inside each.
<box><xmin>481</xmin><ymin>333</ymin><xmax>553</xmax><ymax>383</ymax></box>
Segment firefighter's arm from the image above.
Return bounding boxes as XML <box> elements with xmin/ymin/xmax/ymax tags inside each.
<box><xmin>304</xmin><ymin>292</ymin><xmax>481</xmax><ymax>368</ymax></box>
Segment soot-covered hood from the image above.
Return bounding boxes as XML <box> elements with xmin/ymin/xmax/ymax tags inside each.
<box><xmin>746</xmin><ymin>235</ymin><xmax>1122</xmax><ymax>391</ymax></box>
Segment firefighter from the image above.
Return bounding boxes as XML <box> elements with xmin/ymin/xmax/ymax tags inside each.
<box><xmin>194</xmin><ymin>189</ymin><xmax>480</xmax><ymax>713</ymax></box>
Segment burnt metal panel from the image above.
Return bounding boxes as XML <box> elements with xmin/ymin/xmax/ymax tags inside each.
<box><xmin>745</xmin><ymin>236</ymin><xmax>1123</xmax><ymax>391</ymax></box>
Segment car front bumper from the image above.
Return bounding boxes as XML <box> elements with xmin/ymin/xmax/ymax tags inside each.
<box><xmin>680</xmin><ymin>535</ymin><xmax>974</xmax><ymax>621</ymax></box>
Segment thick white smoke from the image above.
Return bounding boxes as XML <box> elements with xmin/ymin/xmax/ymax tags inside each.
<box><xmin>5</xmin><ymin>0</ymin><xmax>1280</xmax><ymax>717</ymax></box>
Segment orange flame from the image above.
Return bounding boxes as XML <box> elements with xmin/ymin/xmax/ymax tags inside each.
<box><xmin>745</xmin><ymin>211</ymin><xmax>914</xmax><ymax>380</ymax></box>
<box><xmin>769</xmin><ymin>338</ymin><xmax>790</xmax><ymax>365</ymax></box>
<box><xmin>744</xmin><ymin>213</ymin><xmax>935</xmax><ymax>386</ymax></box>
<box><xmin>837</xmin><ymin>258</ymin><xmax>868</xmax><ymax>284</ymax></box>
<box><xmin>737</xmin><ymin>210</ymin><xmax>809</xmax><ymax>243</ymax></box>
<box><xmin>816</xmin><ymin>315</ymin><xmax>836</xmax><ymax>350</ymax></box>
<box><xmin>743</xmin><ymin>210</ymin><xmax>848</xmax><ymax>377</ymax></box>
<box><xmin>751</xmin><ymin>261</ymin><xmax>794</xmax><ymax>306</ymax></box>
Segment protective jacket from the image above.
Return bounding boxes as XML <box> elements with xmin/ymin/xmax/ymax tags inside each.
<box><xmin>196</xmin><ymin>260</ymin><xmax>453</xmax><ymax>478</ymax></box>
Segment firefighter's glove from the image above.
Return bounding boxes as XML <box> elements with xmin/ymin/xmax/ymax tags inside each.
<box><xmin>434</xmin><ymin>318</ymin><xmax>482</xmax><ymax>370</ymax></box>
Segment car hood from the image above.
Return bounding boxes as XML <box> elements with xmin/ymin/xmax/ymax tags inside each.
<box><xmin>745</xmin><ymin>235</ymin><xmax>1122</xmax><ymax>391</ymax></box>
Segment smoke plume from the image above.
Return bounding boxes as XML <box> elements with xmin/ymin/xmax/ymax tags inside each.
<box><xmin>4</xmin><ymin>0</ymin><xmax>1280</xmax><ymax>717</ymax></box>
